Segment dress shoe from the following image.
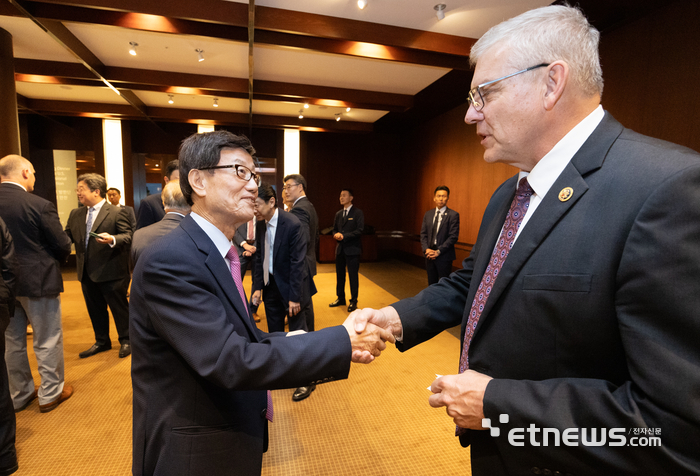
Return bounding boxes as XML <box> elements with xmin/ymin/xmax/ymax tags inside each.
<box><xmin>292</xmin><ymin>384</ymin><xmax>316</xmax><ymax>402</ymax></box>
<box><xmin>39</xmin><ymin>385</ymin><xmax>73</xmax><ymax>413</ymax></box>
<box><xmin>347</xmin><ymin>303</ymin><xmax>358</xmax><ymax>312</ymax></box>
<box><xmin>14</xmin><ymin>388</ymin><xmax>38</xmax><ymax>413</ymax></box>
<box><xmin>329</xmin><ymin>298</ymin><xmax>346</xmax><ymax>307</ymax></box>
<box><xmin>118</xmin><ymin>342</ymin><xmax>131</xmax><ymax>358</ymax></box>
<box><xmin>79</xmin><ymin>343</ymin><xmax>111</xmax><ymax>359</ymax></box>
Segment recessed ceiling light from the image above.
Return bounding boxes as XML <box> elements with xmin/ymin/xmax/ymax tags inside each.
<box><xmin>358</xmin><ymin>0</ymin><xmax>367</xmax><ymax>9</ymax></box>
<box><xmin>304</xmin><ymin>103</ymin><xmax>309</xmax><ymax>109</ymax></box>
<box><xmin>346</xmin><ymin>107</ymin><xmax>351</xmax><ymax>112</ymax></box>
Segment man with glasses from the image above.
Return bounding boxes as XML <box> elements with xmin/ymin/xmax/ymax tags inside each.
<box><xmin>354</xmin><ymin>5</ymin><xmax>700</xmax><ymax>475</ymax></box>
<box><xmin>130</xmin><ymin>131</ymin><xmax>393</xmax><ymax>476</ymax></box>
<box><xmin>282</xmin><ymin>173</ymin><xmax>320</xmax><ymax>402</ymax></box>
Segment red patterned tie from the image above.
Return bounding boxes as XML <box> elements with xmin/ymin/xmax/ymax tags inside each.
<box><xmin>226</xmin><ymin>246</ymin><xmax>273</xmax><ymax>422</ymax></box>
<box><xmin>456</xmin><ymin>177</ymin><xmax>533</xmax><ymax>435</ymax></box>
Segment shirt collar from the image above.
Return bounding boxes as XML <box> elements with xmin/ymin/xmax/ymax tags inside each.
<box><xmin>521</xmin><ymin>105</ymin><xmax>605</xmax><ymax>198</ymax></box>
<box><xmin>344</xmin><ymin>204</ymin><xmax>353</xmax><ymax>212</ymax></box>
<box><xmin>436</xmin><ymin>206</ymin><xmax>447</xmax><ymax>213</ymax></box>
<box><xmin>2</xmin><ymin>181</ymin><xmax>27</xmax><ymax>192</ymax></box>
<box><xmin>293</xmin><ymin>196</ymin><xmax>305</xmax><ymax>206</ymax></box>
<box><xmin>91</xmin><ymin>198</ymin><xmax>106</xmax><ymax>213</ymax></box>
<box><xmin>190</xmin><ymin>212</ymin><xmax>234</xmax><ymax>260</ymax></box>
<box><xmin>267</xmin><ymin>208</ymin><xmax>279</xmax><ymax>227</ymax></box>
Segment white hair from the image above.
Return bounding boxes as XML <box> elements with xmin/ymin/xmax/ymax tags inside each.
<box><xmin>470</xmin><ymin>5</ymin><xmax>603</xmax><ymax>97</ymax></box>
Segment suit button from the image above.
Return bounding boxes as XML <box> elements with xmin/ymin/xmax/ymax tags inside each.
<box><xmin>543</xmin><ymin>470</ymin><xmax>552</xmax><ymax>476</ymax></box>
<box><xmin>531</xmin><ymin>468</ymin><xmax>541</xmax><ymax>475</ymax></box>
<box><xmin>260</xmin><ymin>409</ymin><xmax>267</xmax><ymax>418</ymax></box>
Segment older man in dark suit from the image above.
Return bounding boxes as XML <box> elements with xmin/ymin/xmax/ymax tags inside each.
<box><xmin>135</xmin><ymin>160</ymin><xmax>179</xmax><ymax>230</ymax></box>
<box><xmin>0</xmin><ymin>155</ymin><xmax>73</xmax><ymax>413</ymax></box>
<box><xmin>420</xmin><ymin>185</ymin><xmax>460</xmax><ymax>285</ymax></box>
<box><xmin>130</xmin><ymin>131</ymin><xmax>393</xmax><ymax>476</ymax></box>
<box><xmin>65</xmin><ymin>173</ymin><xmax>133</xmax><ymax>359</ymax></box>
<box><xmin>329</xmin><ymin>188</ymin><xmax>364</xmax><ymax>312</ymax></box>
<box><xmin>130</xmin><ymin>181</ymin><xmax>190</xmax><ymax>268</ymax></box>
<box><xmin>354</xmin><ymin>5</ymin><xmax>700</xmax><ymax>475</ymax></box>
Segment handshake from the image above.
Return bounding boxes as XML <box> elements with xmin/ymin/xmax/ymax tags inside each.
<box><xmin>341</xmin><ymin>307</ymin><xmax>403</xmax><ymax>364</ymax></box>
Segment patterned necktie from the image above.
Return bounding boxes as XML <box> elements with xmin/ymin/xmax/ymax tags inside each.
<box><xmin>263</xmin><ymin>224</ymin><xmax>271</xmax><ymax>285</ymax></box>
<box><xmin>85</xmin><ymin>207</ymin><xmax>95</xmax><ymax>251</ymax></box>
<box><xmin>225</xmin><ymin>246</ymin><xmax>273</xmax><ymax>422</ymax></box>
<box><xmin>456</xmin><ymin>177</ymin><xmax>533</xmax><ymax>435</ymax></box>
<box><xmin>431</xmin><ymin>210</ymin><xmax>441</xmax><ymax>246</ymax></box>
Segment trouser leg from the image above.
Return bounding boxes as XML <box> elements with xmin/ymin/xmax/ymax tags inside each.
<box><xmin>263</xmin><ymin>278</ymin><xmax>286</xmax><ymax>333</ymax></box>
<box><xmin>101</xmin><ymin>278</ymin><xmax>130</xmax><ymax>344</ymax></box>
<box><xmin>425</xmin><ymin>258</ymin><xmax>439</xmax><ymax>285</ymax></box>
<box><xmin>335</xmin><ymin>254</ymin><xmax>346</xmax><ymax>300</ymax></box>
<box><xmin>4</xmin><ymin>302</ymin><xmax>33</xmax><ymax>409</ymax></box>
<box><xmin>346</xmin><ymin>255</ymin><xmax>360</xmax><ymax>304</ymax></box>
<box><xmin>0</xmin><ymin>303</ymin><xmax>18</xmax><ymax>475</ymax></box>
<box><xmin>81</xmin><ymin>276</ymin><xmax>111</xmax><ymax>346</ymax></box>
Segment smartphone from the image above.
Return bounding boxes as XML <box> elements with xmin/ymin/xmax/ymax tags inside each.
<box><xmin>89</xmin><ymin>231</ymin><xmax>100</xmax><ymax>238</ymax></box>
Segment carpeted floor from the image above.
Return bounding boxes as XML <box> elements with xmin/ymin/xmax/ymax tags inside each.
<box><xmin>12</xmin><ymin>260</ymin><xmax>471</xmax><ymax>475</ymax></box>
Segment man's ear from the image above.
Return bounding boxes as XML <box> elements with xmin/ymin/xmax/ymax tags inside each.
<box><xmin>543</xmin><ymin>61</ymin><xmax>569</xmax><ymax>111</ymax></box>
<box><xmin>269</xmin><ymin>197</ymin><xmax>276</xmax><ymax>209</ymax></box>
<box><xmin>188</xmin><ymin>169</ymin><xmax>207</xmax><ymax>199</ymax></box>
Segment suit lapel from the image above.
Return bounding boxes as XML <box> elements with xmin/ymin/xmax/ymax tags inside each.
<box><xmin>90</xmin><ymin>203</ymin><xmax>111</xmax><ymax>232</ymax></box>
<box><xmin>273</xmin><ymin>212</ymin><xmax>286</xmax><ymax>267</ymax></box>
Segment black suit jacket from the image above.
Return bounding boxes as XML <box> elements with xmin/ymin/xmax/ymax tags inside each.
<box><xmin>130</xmin><ymin>214</ymin><xmax>351</xmax><ymax>476</ymax></box>
<box><xmin>393</xmin><ymin>113</ymin><xmax>700</xmax><ymax>475</ymax></box>
<box><xmin>419</xmin><ymin>207</ymin><xmax>460</xmax><ymax>261</ymax></box>
<box><xmin>333</xmin><ymin>206</ymin><xmax>364</xmax><ymax>256</ymax></box>
<box><xmin>0</xmin><ymin>182</ymin><xmax>71</xmax><ymax>297</ymax></box>
<box><xmin>65</xmin><ymin>202</ymin><xmax>133</xmax><ymax>282</ymax></box>
<box><xmin>252</xmin><ymin>210</ymin><xmax>314</xmax><ymax>305</ymax></box>
<box><xmin>289</xmin><ymin>196</ymin><xmax>318</xmax><ymax>277</ymax></box>
<box><xmin>0</xmin><ymin>217</ymin><xmax>17</xmax><ymax>315</ymax></box>
<box><xmin>136</xmin><ymin>193</ymin><xmax>165</xmax><ymax>230</ymax></box>
<box><xmin>131</xmin><ymin>213</ymin><xmax>184</xmax><ymax>269</ymax></box>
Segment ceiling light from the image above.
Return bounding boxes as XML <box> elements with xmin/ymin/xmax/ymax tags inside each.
<box><xmin>357</xmin><ymin>0</ymin><xmax>367</xmax><ymax>9</ymax></box>
<box><xmin>434</xmin><ymin>4</ymin><xmax>446</xmax><ymax>21</ymax></box>
<box><xmin>304</xmin><ymin>103</ymin><xmax>309</xmax><ymax>109</ymax></box>
<box><xmin>129</xmin><ymin>42</ymin><xmax>138</xmax><ymax>56</ymax></box>
<box><xmin>346</xmin><ymin>107</ymin><xmax>351</xmax><ymax>112</ymax></box>
<box><xmin>213</xmin><ymin>98</ymin><xmax>219</xmax><ymax>108</ymax></box>
<box><xmin>298</xmin><ymin>109</ymin><xmax>304</xmax><ymax>119</ymax></box>
<box><xmin>168</xmin><ymin>94</ymin><xmax>174</xmax><ymax>104</ymax></box>
<box><xmin>196</xmin><ymin>49</ymin><xmax>204</xmax><ymax>62</ymax></box>
<box><xmin>335</xmin><ymin>114</ymin><xmax>341</xmax><ymax>122</ymax></box>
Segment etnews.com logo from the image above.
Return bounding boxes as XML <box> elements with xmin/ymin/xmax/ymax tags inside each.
<box><xmin>482</xmin><ymin>414</ymin><xmax>662</xmax><ymax>447</ymax></box>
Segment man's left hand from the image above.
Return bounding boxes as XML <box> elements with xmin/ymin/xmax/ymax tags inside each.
<box><xmin>428</xmin><ymin>370</ymin><xmax>493</xmax><ymax>429</ymax></box>
<box><xmin>333</xmin><ymin>232</ymin><xmax>343</xmax><ymax>241</ymax></box>
<box><xmin>288</xmin><ymin>301</ymin><xmax>300</xmax><ymax>316</ymax></box>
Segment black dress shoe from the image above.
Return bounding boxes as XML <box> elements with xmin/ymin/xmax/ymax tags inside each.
<box><xmin>79</xmin><ymin>343</ymin><xmax>111</xmax><ymax>359</ymax></box>
<box><xmin>118</xmin><ymin>343</ymin><xmax>131</xmax><ymax>358</ymax></box>
<box><xmin>292</xmin><ymin>384</ymin><xmax>316</xmax><ymax>401</ymax></box>
<box><xmin>347</xmin><ymin>303</ymin><xmax>358</xmax><ymax>312</ymax></box>
<box><xmin>329</xmin><ymin>298</ymin><xmax>346</xmax><ymax>307</ymax></box>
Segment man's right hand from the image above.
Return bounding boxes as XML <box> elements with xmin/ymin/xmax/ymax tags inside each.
<box><xmin>342</xmin><ymin>314</ymin><xmax>395</xmax><ymax>364</ymax></box>
<box><xmin>251</xmin><ymin>290</ymin><xmax>262</xmax><ymax>307</ymax></box>
<box><xmin>352</xmin><ymin>306</ymin><xmax>403</xmax><ymax>341</ymax></box>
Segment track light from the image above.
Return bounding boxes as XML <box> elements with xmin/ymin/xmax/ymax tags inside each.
<box><xmin>304</xmin><ymin>103</ymin><xmax>309</xmax><ymax>109</ymax></box>
<box><xmin>335</xmin><ymin>114</ymin><xmax>341</xmax><ymax>122</ymax></box>
<box><xmin>434</xmin><ymin>4</ymin><xmax>446</xmax><ymax>21</ymax></box>
<box><xmin>213</xmin><ymin>98</ymin><xmax>219</xmax><ymax>108</ymax></box>
<box><xmin>196</xmin><ymin>49</ymin><xmax>204</xmax><ymax>62</ymax></box>
<box><xmin>346</xmin><ymin>107</ymin><xmax>351</xmax><ymax>112</ymax></box>
<box><xmin>357</xmin><ymin>0</ymin><xmax>367</xmax><ymax>9</ymax></box>
<box><xmin>298</xmin><ymin>109</ymin><xmax>304</xmax><ymax>119</ymax></box>
<box><xmin>129</xmin><ymin>42</ymin><xmax>138</xmax><ymax>56</ymax></box>
<box><xmin>168</xmin><ymin>94</ymin><xmax>174</xmax><ymax>104</ymax></box>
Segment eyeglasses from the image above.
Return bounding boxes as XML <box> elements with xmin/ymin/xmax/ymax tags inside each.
<box><xmin>282</xmin><ymin>183</ymin><xmax>300</xmax><ymax>191</ymax></box>
<box><xmin>467</xmin><ymin>63</ymin><xmax>550</xmax><ymax>112</ymax></box>
<box><xmin>199</xmin><ymin>164</ymin><xmax>260</xmax><ymax>186</ymax></box>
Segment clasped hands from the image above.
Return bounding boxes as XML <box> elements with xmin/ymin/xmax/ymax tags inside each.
<box><xmin>342</xmin><ymin>308</ymin><xmax>397</xmax><ymax>364</ymax></box>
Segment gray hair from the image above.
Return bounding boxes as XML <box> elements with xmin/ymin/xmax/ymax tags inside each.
<box><xmin>77</xmin><ymin>173</ymin><xmax>107</xmax><ymax>198</ymax></box>
<box><xmin>161</xmin><ymin>180</ymin><xmax>190</xmax><ymax>213</ymax></box>
<box><xmin>0</xmin><ymin>155</ymin><xmax>31</xmax><ymax>178</ymax></box>
<box><xmin>470</xmin><ymin>5</ymin><xmax>603</xmax><ymax>97</ymax></box>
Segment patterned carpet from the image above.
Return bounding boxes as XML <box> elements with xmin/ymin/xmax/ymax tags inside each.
<box><xmin>12</xmin><ymin>260</ymin><xmax>471</xmax><ymax>476</ymax></box>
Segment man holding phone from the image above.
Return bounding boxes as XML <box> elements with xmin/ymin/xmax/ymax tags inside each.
<box><xmin>65</xmin><ymin>173</ymin><xmax>133</xmax><ymax>359</ymax></box>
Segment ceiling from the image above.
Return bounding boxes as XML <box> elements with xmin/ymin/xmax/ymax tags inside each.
<box><xmin>0</xmin><ymin>0</ymin><xmax>666</xmax><ymax>133</ymax></box>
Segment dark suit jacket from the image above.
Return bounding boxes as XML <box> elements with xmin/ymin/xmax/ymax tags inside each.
<box><xmin>121</xmin><ymin>204</ymin><xmax>137</xmax><ymax>232</ymax></box>
<box><xmin>252</xmin><ymin>210</ymin><xmax>314</xmax><ymax>305</ymax></box>
<box><xmin>289</xmin><ymin>196</ymin><xmax>318</xmax><ymax>277</ymax></box>
<box><xmin>131</xmin><ymin>213</ymin><xmax>184</xmax><ymax>269</ymax></box>
<box><xmin>333</xmin><ymin>206</ymin><xmax>364</xmax><ymax>256</ymax></box>
<box><xmin>130</xmin><ymin>214</ymin><xmax>351</xmax><ymax>476</ymax></box>
<box><xmin>136</xmin><ymin>193</ymin><xmax>165</xmax><ymax>230</ymax></box>
<box><xmin>65</xmin><ymin>202</ymin><xmax>133</xmax><ymax>283</ymax></box>
<box><xmin>419</xmin><ymin>207</ymin><xmax>460</xmax><ymax>262</ymax></box>
<box><xmin>393</xmin><ymin>113</ymin><xmax>700</xmax><ymax>475</ymax></box>
<box><xmin>0</xmin><ymin>182</ymin><xmax>71</xmax><ymax>297</ymax></box>
<box><xmin>0</xmin><ymin>217</ymin><xmax>17</xmax><ymax>315</ymax></box>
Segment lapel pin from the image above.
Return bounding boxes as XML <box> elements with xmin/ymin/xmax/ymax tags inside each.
<box><xmin>558</xmin><ymin>187</ymin><xmax>573</xmax><ymax>202</ymax></box>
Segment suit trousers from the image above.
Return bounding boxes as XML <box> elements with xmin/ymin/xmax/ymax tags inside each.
<box><xmin>425</xmin><ymin>256</ymin><xmax>453</xmax><ymax>285</ymax></box>
<box><xmin>80</xmin><ymin>269</ymin><xmax>130</xmax><ymax>346</ymax></box>
<box><xmin>335</xmin><ymin>253</ymin><xmax>359</xmax><ymax>303</ymax></box>
<box><xmin>5</xmin><ymin>296</ymin><xmax>65</xmax><ymax>408</ymax></box>
<box><xmin>0</xmin><ymin>302</ymin><xmax>18</xmax><ymax>476</ymax></box>
<box><xmin>262</xmin><ymin>276</ymin><xmax>308</xmax><ymax>333</ymax></box>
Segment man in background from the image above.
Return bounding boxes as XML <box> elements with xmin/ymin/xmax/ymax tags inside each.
<box><xmin>0</xmin><ymin>155</ymin><xmax>73</xmax><ymax>413</ymax></box>
<box><xmin>419</xmin><ymin>186</ymin><xmax>460</xmax><ymax>285</ymax></box>
<box><xmin>354</xmin><ymin>5</ymin><xmax>700</xmax><ymax>474</ymax></box>
<box><xmin>131</xmin><ymin>181</ymin><xmax>190</xmax><ymax>268</ymax></box>
<box><xmin>329</xmin><ymin>188</ymin><xmax>364</xmax><ymax>312</ymax></box>
<box><xmin>136</xmin><ymin>159</ymin><xmax>179</xmax><ymax>230</ymax></box>
<box><xmin>65</xmin><ymin>173</ymin><xmax>133</xmax><ymax>359</ymax></box>
<box><xmin>282</xmin><ymin>174</ymin><xmax>320</xmax><ymax>402</ymax></box>
<box><xmin>106</xmin><ymin>187</ymin><xmax>136</xmax><ymax>232</ymax></box>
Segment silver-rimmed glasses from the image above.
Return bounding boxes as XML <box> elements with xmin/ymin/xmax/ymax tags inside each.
<box><xmin>199</xmin><ymin>164</ymin><xmax>261</xmax><ymax>185</ymax></box>
<box><xmin>468</xmin><ymin>63</ymin><xmax>550</xmax><ymax>111</ymax></box>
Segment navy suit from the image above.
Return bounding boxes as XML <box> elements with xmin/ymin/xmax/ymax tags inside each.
<box><xmin>130</xmin><ymin>213</ymin><xmax>184</xmax><ymax>269</ymax></box>
<box><xmin>420</xmin><ymin>207</ymin><xmax>460</xmax><ymax>285</ymax></box>
<box><xmin>333</xmin><ymin>206</ymin><xmax>364</xmax><ymax>304</ymax></box>
<box><xmin>289</xmin><ymin>196</ymin><xmax>318</xmax><ymax>331</ymax></box>
<box><xmin>393</xmin><ymin>113</ymin><xmax>700</xmax><ymax>475</ymax></box>
<box><xmin>136</xmin><ymin>193</ymin><xmax>165</xmax><ymax>230</ymax></box>
<box><xmin>252</xmin><ymin>210</ymin><xmax>315</xmax><ymax>332</ymax></box>
<box><xmin>130</xmin><ymin>214</ymin><xmax>351</xmax><ymax>476</ymax></box>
